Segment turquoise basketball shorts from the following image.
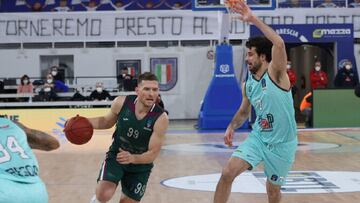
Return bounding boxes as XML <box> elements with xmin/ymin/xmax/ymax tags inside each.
<box><xmin>232</xmin><ymin>134</ymin><xmax>297</xmax><ymax>185</ymax></box>
<box><xmin>0</xmin><ymin>179</ymin><xmax>48</xmax><ymax>203</ymax></box>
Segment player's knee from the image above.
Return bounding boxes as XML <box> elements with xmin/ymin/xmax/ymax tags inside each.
<box><xmin>220</xmin><ymin>166</ymin><xmax>237</xmax><ymax>183</ymax></box>
<box><xmin>95</xmin><ymin>191</ymin><xmax>113</xmax><ymax>202</ymax></box>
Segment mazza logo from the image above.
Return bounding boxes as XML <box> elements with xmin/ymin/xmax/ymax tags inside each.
<box><xmin>313</xmin><ymin>29</ymin><xmax>351</xmax><ymax>38</ymax></box>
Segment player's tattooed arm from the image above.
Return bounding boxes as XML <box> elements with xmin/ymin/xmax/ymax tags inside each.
<box><xmin>15</xmin><ymin>121</ymin><xmax>60</xmax><ymax>151</ymax></box>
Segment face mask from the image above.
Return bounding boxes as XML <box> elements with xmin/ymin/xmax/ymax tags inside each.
<box><xmin>47</xmin><ymin>79</ymin><xmax>53</xmax><ymax>83</ymax></box>
<box><xmin>51</xmin><ymin>71</ymin><xmax>57</xmax><ymax>76</ymax></box>
<box><xmin>345</xmin><ymin>65</ymin><xmax>352</xmax><ymax>70</ymax></box>
<box><xmin>287</xmin><ymin>64</ymin><xmax>291</xmax><ymax>69</ymax></box>
<box><xmin>315</xmin><ymin>66</ymin><xmax>321</xmax><ymax>71</ymax></box>
<box><xmin>23</xmin><ymin>79</ymin><xmax>28</xmax><ymax>84</ymax></box>
<box><xmin>44</xmin><ymin>87</ymin><xmax>51</xmax><ymax>92</ymax></box>
<box><xmin>96</xmin><ymin>87</ymin><xmax>103</xmax><ymax>93</ymax></box>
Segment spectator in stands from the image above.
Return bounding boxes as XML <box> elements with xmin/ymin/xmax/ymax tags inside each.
<box><xmin>52</xmin><ymin>0</ymin><xmax>72</xmax><ymax>11</ymax></box>
<box><xmin>117</xmin><ymin>68</ymin><xmax>134</xmax><ymax>91</ymax></box>
<box><xmin>89</xmin><ymin>82</ymin><xmax>111</xmax><ymax>101</ymax></box>
<box><xmin>108</xmin><ymin>0</ymin><xmax>134</xmax><ymax>10</ymax></box>
<box><xmin>38</xmin><ymin>73</ymin><xmax>57</xmax><ymax>101</ymax></box>
<box><xmin>48</xmin><ymin>66</ymin><xmax>69</xmax><ymax>92</ymax></box>
<box><xmin>349</xmin><ymin>0</ymin><xmax>360</xmax><ymax>7</ymax></box>
<box><xmin>50</xmin><ymin>65</ymin><xmax>64</xmax><ymax>83</ymax></box>
<box><xmin>317</xmin><ymin>0</ymin><xmax>338</xmax><ymax>8</ymax></box>
<box><xmin>81</xmin><ymin>0</ymin><xmax>101</xmax><ymax>11</ymax></box>
<box><xmin>300</xmin><ymin>91</ymin><xmax>313</xmax><ymax>128</ymax></box>
<box><xmin>17</xmin><ymin>74</ymin><xmax>33</xmax><ymax>93</ymax></box>
<box><xmin>26</xmin><ymin>1</ymin><xmax>48</xmax><ymax>12</ymax></box>
<box><xmin>137</xmin><ymin>0</ymin><xmax>164</xmax><ymax>9</ymax></box>
<box><xmin>334</xmin><ymin>60</ymin><xmax>359</xmax><ymax>88</ymax></box>
<box><xmin>310</xmin><ymin>61</ymin><xmax>328</xmax><ymax>89</ymax></box>
<box><xmin>286</xmin><ymin>61</ymin><xmax>297</xmax><ymax>97</ymax></box>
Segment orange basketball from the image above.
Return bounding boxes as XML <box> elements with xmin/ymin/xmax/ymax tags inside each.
<box><xmin>64</xmin><ymin>115</ymin><xmax>93</xmax><ymax>145</ymax></box>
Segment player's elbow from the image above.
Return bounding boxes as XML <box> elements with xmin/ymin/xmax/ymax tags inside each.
<box><xmin>273</xmin><ymin>38</ymin><xmax>285</xmax><ymax>49</ymax></box>
<box><xmin>45</xmin><ymin>140</ymin><xmax>60</xmax><ymax>151</ymax></box>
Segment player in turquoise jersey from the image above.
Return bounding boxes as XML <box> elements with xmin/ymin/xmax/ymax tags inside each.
<box><xmin>214</xmin><ymin>1</ymin><xmax>298</xmax><ymax>203</ymax></box>
<box><xmin>86</xmin><ymin>72</ymin><xmax>169</xmax><ymax>203</ymax></box>
<box><xmin>0</xmin><ymin>118</ymin><xmax>60</xmax><ymax>203</ymax></box>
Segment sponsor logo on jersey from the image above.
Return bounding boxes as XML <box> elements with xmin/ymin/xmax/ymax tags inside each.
<box><xmin>258</xmin><ymin>113</ymin><xmax>274</xmax><ymax>131</ymax></box>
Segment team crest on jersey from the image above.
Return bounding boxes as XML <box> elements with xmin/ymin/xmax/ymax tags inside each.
<box><xmin>144</xmin><ymin>119</ymin><xmax>153</xmax><ymax>131</ymax></box>
<box><xmin>261</xmin><ymin>78</ymin><xmax>267</xmax><ymax>90</ymax></box>
<box><xmin>147</xmin><ymin>118</ymin><xmax>153</xmax><ymax>127</ymax></box>
<box><xmin>258</xmin><ymin>113</ymin><xmax>274</xmax><ymax>131</ymax></box>
<box><xmin>248</xmin><ymin>85</ymin><xmax>252</xmax><ymax>93</ymax></box>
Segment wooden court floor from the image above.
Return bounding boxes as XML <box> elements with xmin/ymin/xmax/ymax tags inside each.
<box><xmin>35</xmin><ymin>120</ymin><xmax>360</xmax><ymax>203</ymax></box>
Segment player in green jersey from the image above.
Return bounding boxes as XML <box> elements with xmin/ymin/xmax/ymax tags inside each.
<box><xmin>214</xmin><ymin>1</ymin><xmax>298</xmax><ymax>203</ymax></box>
<box><xmin>88</xmin><ymin>72</ymin><xmax>169</xmax><ymax>203</ymax></box>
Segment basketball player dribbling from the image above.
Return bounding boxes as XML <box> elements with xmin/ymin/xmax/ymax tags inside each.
<box><xmin>0</xmin><ymin>117</ymin><xmax>60</xmax><ymax>203</ymax></box>
<box><xmin>214</xmin><ymin>1</ymin><xmax>298</xmax><ymax>203</ymax></box>
<box><xmin>87</xmin><ymin>72</ymin><xmax>169</xmax><ymax>203</ymax></box>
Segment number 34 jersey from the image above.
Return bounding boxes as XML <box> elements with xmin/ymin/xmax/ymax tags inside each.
<box><xmin>107</xmin><ymin>95</ymin><xmax>165</xmax><ymax>171</ymax></box>
<box><xmin>0</xmin><ymin>118</ymin><xmax>41</xmax><ymax>183</ymax></box>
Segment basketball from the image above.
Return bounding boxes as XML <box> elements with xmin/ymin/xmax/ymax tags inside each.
<box><xmin>64</xmin><ymin>115</ymin><xmax>93</xmax><ymax>145</ymax></box>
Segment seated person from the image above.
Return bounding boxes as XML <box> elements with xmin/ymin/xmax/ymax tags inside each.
<box><xmin>52</xmin><ymin>0</ymin><xmax>72</xmax><ymax>11</ymax></box>
<box><xmin>54</xmin><ymin>80</ymin><xmax>69</xmax><ymax>92</ymax></box>
<box><xmin>89</xmin><ymin>82</ymin><xmax>111</xmax><ymax>101</ymax></box>
<box><xmin>316</xmin><ymin>0</ymin><xmax>339</xmax><ymax>8</ymax></box>
<box><xmin>50</xmin><ymin>65</ymin><xmax>64</xmax><ymax>83</ymax></box>
<box><xmin>279</xmin><ymin>0</ymin><xmax>311</xmax><ymax>8</ymax></box>
<box><xmin>38</xmin><ymin>74</ymin><xmax>57</xmax><ymax>101</ymax></box>
<box><xmin>17</xmin><ymin>74</ymin><xmax>33</xmax><ymax>93</ymax></box>
<box><xmin>117</xmin><ymin>68</ymin><xmax>133</xmax><ymax>91</ymax></box>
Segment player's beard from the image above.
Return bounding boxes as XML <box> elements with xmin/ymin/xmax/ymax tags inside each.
<box><xmin>249</xmin><ymin>61</ymin><xmax>262</xmax><ymax>74</ymax></box>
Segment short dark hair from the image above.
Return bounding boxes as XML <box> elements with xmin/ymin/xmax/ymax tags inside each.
<box><xmin>246</xmin><ymin>36</ymin><xmax>272</xmax><ymax>63</ymax></box>
<box><xmin>138</xmin><ymin>72</ymin><xmax>158</xmax><ymax>84</ymax></box>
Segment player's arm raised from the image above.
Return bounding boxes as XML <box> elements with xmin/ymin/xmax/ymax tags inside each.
<box><xmin>233</xmin><ymin>1</ymin><xmax>287</xmax><ymax>80</ymax></box>
<box><xmin>224</xmin><ymin>83</ymin><xmax>251</xmax><ymax>147</ymax></box>
<box><xmin>117</xmin><ymin>113</ymin><xmax>169</xmax><ymax>164</ymax></box>
<box><xmin>88</xmin><ymin>96</ymin><xmax>125</xmax><ymax>129</ymax></box>
<box><xmin>15</xmin><ymin>121</ymin><xmax>60</xmax><ymax>151</ymax></box>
